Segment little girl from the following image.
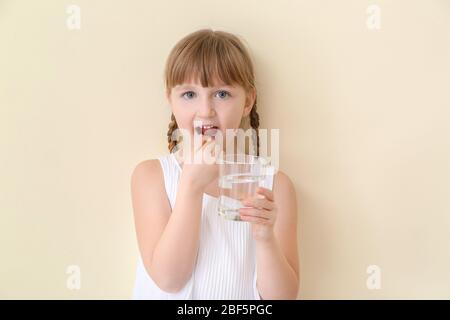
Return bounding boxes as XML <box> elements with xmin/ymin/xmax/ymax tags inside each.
<box><xmin>131</xmin><ymin>29</ymin><xmax>299</xmax><ymax>300</ymax></box>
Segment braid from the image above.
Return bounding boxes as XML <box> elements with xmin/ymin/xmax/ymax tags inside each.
<box><xmin>249</xmin><ymin>97</ymin><xmax>260</xmax><ymax>157</ymax></box>
<box><xmin>167</xmin><ymin>113</ymin><xmax>178</xmax><ymax>153</ymax></box>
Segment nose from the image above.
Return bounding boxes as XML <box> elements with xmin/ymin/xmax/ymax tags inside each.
<box><xmin>196</xmin><ymin>96</ymin><xmax>216</xmax><ymax>118</ymax></box>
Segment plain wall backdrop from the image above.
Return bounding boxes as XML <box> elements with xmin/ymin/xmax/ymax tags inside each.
<box><xmin>1</xmin><ymin>0</ymin><xmax>449</xmax><ymax>299</ymax></box>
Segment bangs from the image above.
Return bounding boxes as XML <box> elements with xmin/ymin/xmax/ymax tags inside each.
<box><xmin>165</xmin><ymin>30</ymin><xmax>254</xmax><ymax>94</ymax></box>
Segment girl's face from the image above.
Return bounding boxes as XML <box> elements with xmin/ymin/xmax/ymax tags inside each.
<box><xmin>167</xmin><ymin>80</ymin><xmax>255</xmax><ymax>142</ymax></box>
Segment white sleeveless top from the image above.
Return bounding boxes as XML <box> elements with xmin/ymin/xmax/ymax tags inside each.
<box><xmin>132</xmin><ymin>152</ymin><xmax>274</xmax><ymax>300</ymax></box>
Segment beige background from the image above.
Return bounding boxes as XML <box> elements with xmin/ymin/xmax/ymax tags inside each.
<box><xmin>1</xmin><ymin>0</ymin><xmax>449</xmax><ymax>299</ymax></box>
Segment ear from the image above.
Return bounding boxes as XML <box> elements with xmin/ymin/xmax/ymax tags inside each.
<box><xmin>243</xmin><ymin>87</ymin><xmax>256</xmax><ymax>117</ymax></box>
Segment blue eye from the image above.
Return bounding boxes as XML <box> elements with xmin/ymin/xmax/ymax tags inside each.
<box><xmin>181</xmin><ymin>90</ymin><xmax>231</xmax><ymax>100</ymax></box>
<box><xmin>181</xmin><ymin>91</ymin><xmax>196</xmax><ymax>99</ymax></box>
<box><xmin>216</xmin><ymin>90</ymin><xmax>231</xmax><ymax>99</ymax></box>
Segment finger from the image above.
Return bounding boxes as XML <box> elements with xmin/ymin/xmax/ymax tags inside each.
<box><xmin>201</xmin><ymin>136</ymin><xmax>213</xmax><ymax>147</ymax></box>
<box><xmin>256</xmin><ymin>187</ymin><xmax>274</xmax><ymax>201</ymax></box>
<box><xmin>241</xmin><ymin>197</ymin><xmax>274</xmax><ymax>211</ymax></box>
<box><xmin>195</xmin><ymin>136</ymin><xmax>213</xmax><ymax>153</ymax></box>
<box><xmin>239</xmin><ymin>207</ymin><xmax>271</xmax><ymax>220</ymax></box>
<box><xmin>202</xmin><ymin>139</ymin><xmax>218</xmax><ymax>164</ymax></box>
<box><xmin>195</xmin><ymin>132</ymin><xmax>212</xmax><ymax>144</ymax></box>
<box><xmin>239</xmin><ymin>214</ymin><xmax>270</xmax><ymax>224</ymax></box>
<box><xmin>202</xmin><ymin>138</ymin><xmax>217</xmax><ymax>153</ymax></box>
<box><xmin>190</xmin><ymin>135</ymin><xmax>207</xmax><ymax>154</ymax></box>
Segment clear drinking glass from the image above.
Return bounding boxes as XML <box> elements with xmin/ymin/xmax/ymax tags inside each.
<box><xmin>217</xmin><ymin>153</ymin><xmax>272</xmax><ymax>221</ymax></box>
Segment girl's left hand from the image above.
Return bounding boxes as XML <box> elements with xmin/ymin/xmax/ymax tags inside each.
<box><xmin>239</xmin><ymin>187</ymin><xmax>277</xmax><ymax>243</ymax></box>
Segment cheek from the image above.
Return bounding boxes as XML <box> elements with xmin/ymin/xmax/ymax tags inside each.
<box><xmin>170</xmin><ymin>116</ymin><xmax>194</xmax><ymax>138</ymax></box>
<box><xmin>218</xmin><ymin>115</ymin><xmax>239</xmax><ymax>131</ymax></box>
<box><xmin>172</xmin><ymin>104</ymin><xmax>194</xmax><ymax>123</ymax></box>
<box><xmin>220</xmin><ymin>104</ymin><xmax>245</xmax><ymax>126</ymax></box>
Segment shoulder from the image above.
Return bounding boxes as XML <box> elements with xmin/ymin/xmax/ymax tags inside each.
<box><xmin>272</xmin><ymin>169</ymin><xmax>298</xmax><ymax>219</ymax></box>
<box><xmin>130</xmin><ymin>158</ymin><xmax>171</xmax><ymax>218</ymax></box>
<box><xmin>130</xmin><ymin>159</ymin><xmax>165</xmax><ymax>195</ymax></box>
<box><xmin>273</xmin><ymin>169</ymin><xmax>296</xmax><ymax>198</ymax></box>
<box><xmin>131</xmin><ymin>159</ymin><xmax>162</xmax><ymax>183</ymax></box>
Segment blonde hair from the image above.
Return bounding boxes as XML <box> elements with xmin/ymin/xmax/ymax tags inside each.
<box><xmin>164</xmin><ymin>29</ymin><xmax>260</xmax><ymax>155</ymax></box>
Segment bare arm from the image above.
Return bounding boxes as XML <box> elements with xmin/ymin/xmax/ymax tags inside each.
<box><xmin>255</xmin><ymin>172</ymin><xmax>300</xmax><ymax>299</ymax></box>
<box><xmin>131</xmin><ymin>160</ymin><xmax>204</xmax><ymax>293</ymax></box>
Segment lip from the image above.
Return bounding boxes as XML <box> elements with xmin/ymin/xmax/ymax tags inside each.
<box><xmin>203</xmin><ymin>127</ymin><xmax>219</xmax><ymax>136</ymax></box>
<box><xmin>194</xmin><ymin>122</ymin><xmax>219</xmax><ymax>135</ymax></box>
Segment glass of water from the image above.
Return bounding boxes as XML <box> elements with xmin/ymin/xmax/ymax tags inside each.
<box><xmin>217</xmin><ymin>153</ymin><xmax>272</xmax><ymax>221</ymax></box>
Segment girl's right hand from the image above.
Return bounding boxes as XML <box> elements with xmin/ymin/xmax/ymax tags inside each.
<box><xmin>180</xmin><ymin>135</ymin><xmax>221</xmax><ymax>191</ymax></box>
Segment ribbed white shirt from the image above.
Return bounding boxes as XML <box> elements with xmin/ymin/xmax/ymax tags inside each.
<box><xmin>132</xmin><ymin>152</ymin><xmax>274</xmax><ymax>299</ymax></box>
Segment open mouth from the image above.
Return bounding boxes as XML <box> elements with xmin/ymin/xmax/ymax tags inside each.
<box><xmin>194</xmin><ymin>124</ymin><xmax>219</xmax><ymax>136</ymax></box>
